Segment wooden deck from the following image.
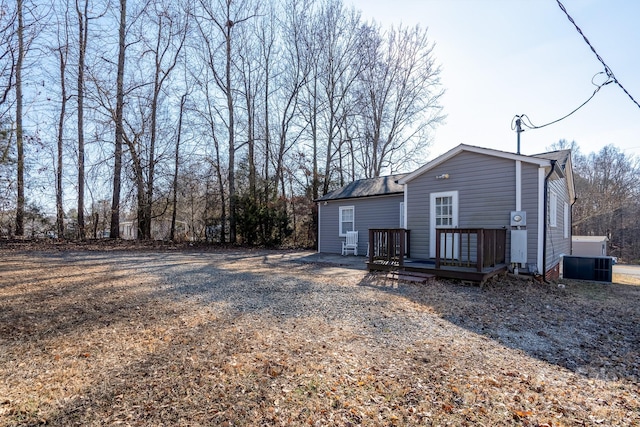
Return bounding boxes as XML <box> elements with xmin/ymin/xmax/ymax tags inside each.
<box><xmin>367</xmin><ymin>228</ymin><xmax>508</xmax><ymax>283</ymax></box>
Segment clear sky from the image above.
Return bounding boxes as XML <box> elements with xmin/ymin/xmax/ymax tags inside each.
<box><xmin>347</xmin><ymin>0</ymin><xmax>640</xmax><ymax>158</ymax></box>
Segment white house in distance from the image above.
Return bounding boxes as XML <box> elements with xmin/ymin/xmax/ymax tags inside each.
<box><xmin>572</xmin><ymin>235</ymin><xmax>609</xmax><ymax>257</ymax></box>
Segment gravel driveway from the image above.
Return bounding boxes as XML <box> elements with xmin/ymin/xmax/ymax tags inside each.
<box><xmin>1</xmin><ymin>247</ymin><xmax>638</xmax><ymax>426</ymax></box>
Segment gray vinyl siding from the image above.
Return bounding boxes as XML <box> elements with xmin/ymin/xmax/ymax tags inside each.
<box><xmin>546</xmin><ymin>176</ymin><xmax>572</xmax><ymax>270</ymax></box>
<box><xmin>521</xmin><ymin>163</ymin><xmax>542</xmax><ymax>269</ymax></box>
<box><xmin>407</xmin><ymin>151</ymin><xmax>543</xmax><ymax>264</ymax></box>
<box><xmin>318</xmin><ymin>194</ymin><xmax>404</xmax><ymax>255</ymax></box>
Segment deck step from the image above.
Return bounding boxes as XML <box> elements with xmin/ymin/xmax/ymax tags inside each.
<box><xmin>387</xmin><ymin>271</ymin><xmax>436</xmax><ymax>284</ymax></box>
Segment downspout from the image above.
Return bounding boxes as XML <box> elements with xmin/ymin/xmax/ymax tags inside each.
<box><xmin>542</xmin><ymin>160</ymin><xmax>556</xmax><ymax>280</ymax></box>
<box><xmin>570</xmin><ymin>196</ymin><xmax>578</xmax><ymax>255</ymax></box>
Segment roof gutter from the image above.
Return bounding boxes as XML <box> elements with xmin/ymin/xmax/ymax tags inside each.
<box><xmin>542</xmin><ymin>160</ymin><xmax>557</xmax><ymax>281</ymax></box>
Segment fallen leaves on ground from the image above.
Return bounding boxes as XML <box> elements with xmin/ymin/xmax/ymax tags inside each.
<box><xmin>0</xmin><ymin>246</ymin><xmax>638</xmax><ymax>426</ymax></box>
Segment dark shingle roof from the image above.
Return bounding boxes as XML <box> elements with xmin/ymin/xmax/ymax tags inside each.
<box><xmin>532</xmin><ymin>149</ymin><xmax>571</xmax><ymax>171</ymax></box>
<box><xmin>316</xmin><ymin>174</ymin><xmax>407</xmax><ymax>202</ymax></box>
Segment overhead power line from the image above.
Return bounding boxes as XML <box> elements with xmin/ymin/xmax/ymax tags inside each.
<box><xmin>556</xmin><ymin>0</ymin><xmax>640</xmax><ymax>109</ymax></box>
<box><xmin>513</xmin><ymin>72</ymin><xmax>612</xmax><ymax>131</ymax></box>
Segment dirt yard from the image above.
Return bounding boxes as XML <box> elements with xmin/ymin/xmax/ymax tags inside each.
<box><xmin>0</xmin><ymin>245</ymin><xmax>638</xmax><ymax>426</ymax></box>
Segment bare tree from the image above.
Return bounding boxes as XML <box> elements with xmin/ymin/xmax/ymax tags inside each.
<box><xmin>109</xmin><ymin>0</ymin><xmax>126</xmax><ymax>239</ymax></box>
<box><xmin>571</xmin><ymin>144</ymin><xmax>640</xmax><ymax>261</ymax></box>
<box><xmin>75</xmin><ymin>0</ymin><xmax>91</xmax><ymax>238</ymax></box>
<box><xmin>355</xmin><ymin>23</ymin><xmax>444</xmax><ymax>177</ymax></box>
<box><xmin>53</xmin><ymin>1</ymin><xmax>73</xmax><ymax>239</ymax></box>
<box><xmin>572</xmin><ymin>145</ymin><xmax>639</xmax><ymax>229</ymax></box>
<box><xmin>136</xmin><ymin>1</ymin><xmax>188</xmax><ymax>239</ymax></box>
<box><xmin>170</xmin><ymin>90</ymin><xmax>187</xmax><ymax>241</ymax></box>
<box><xmin>0</xmin><ymin>0</ymin><xmax>17</xmax><ymax>122</ymax></box>
<box><xmin>197</xmin><ymin>67</ymin><xmax>228</xmax><ymax>243</ymax></box>
<box><xmin>195</xmin><ymin>0</ymin><xmax>256</xmax><ymax>244</ymax></box>
<box><xmin>270</xmin><ymin>0</ymin><xmax>310</xmax><ymax>198</ymax></box>
<box><xmin>295</xmin><ymin>0</ymin><xmax>364</xmax><ymax>197</ymax></box>
<box><xmin>14</xmin><ymin>0</ymin><xmax>24</xmax><ymax>236</ymax></box>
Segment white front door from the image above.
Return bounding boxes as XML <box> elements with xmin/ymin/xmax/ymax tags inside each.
<box><xmin>430</xmin><ymin>191</ymin><xmax>459</xmax><ymax>258</ymax></box>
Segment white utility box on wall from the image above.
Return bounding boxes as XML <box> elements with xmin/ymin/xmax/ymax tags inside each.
<box><xmin>511</xmin><ymin>229</ymin><xmax>528</xmax><ymax>264</ymax></box>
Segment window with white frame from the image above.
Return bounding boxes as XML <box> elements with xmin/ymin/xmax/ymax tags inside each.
<box><xmin>339</xmin><ymin>206</ymin><xmax>354</xmax><ymax>236</ymax></box>
<box><xmin>435</xmin><ymin>195</ymin><xmax>454</xmax><ymax>227</ymax></box>
<box><xmin>550</xmin><ymin>192</ymin><xmax>557</xmax><ymax>227</ymax></box>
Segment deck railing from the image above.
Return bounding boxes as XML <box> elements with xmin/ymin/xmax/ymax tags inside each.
<box><xmin>368</xmin><ymin>228</ymin><xmax>506</xmax><ymax>272</ymax></box>
<box><xmin>435</xmin><ymin>228</ymin><xmax>506</xmax><ymax>271</ymax></box>
<box><xmin>368</xmin><ymin>229</ymin><xmax>410</xmax><ymax>267</ymax></box>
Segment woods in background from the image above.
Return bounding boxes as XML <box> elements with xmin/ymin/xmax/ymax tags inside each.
<box><xmin>572</xmin><ymin>144</ymin><xmax>640</xmax><ymax>263</ymax></box>
<box><xmin>1</xmin><ymin>1</ymin><xmax>638</xmax><ymax>263</ymax></box>
<box><xmin>0</xmin><ymin>0</ymin><xmax>444</xmax><ymax>247</ymax></box>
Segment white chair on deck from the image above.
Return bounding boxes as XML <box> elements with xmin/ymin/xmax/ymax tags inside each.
<box><xmin>342</xmin><ymin>231</ymin><xmax>358</xmax><ymax>256</ymax></box>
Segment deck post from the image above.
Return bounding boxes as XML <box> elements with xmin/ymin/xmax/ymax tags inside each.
<box><xmin>399</xmin><ymin>229</ymin><xmax>405</xmax><ymax>268</ymax></box>
<box><xmin>435</xmin><ymin>229</ymin><xmax>441</xmax><ymax>269</ymax></box>
<box><xmin>406</xmin><ymin>230</ymin><xmax>411</xmax><ymax>258</ymax></box>
<box><xmin>368</xmin><ymin>229</ymin><xmax>374</xmax><ymax>264</ymax></box>
<box><xmin>476</xmin><ymin>229</ymin><xmax>484</xmax><ymax>271</ymax></box>
<box><xmin>489</xmin><ymin>229</ymin><xmax>496</xmax><ymax>267</ymax></box>
<box><xmin>476</xmin><ymin>229</ymin><xmax>485</xmax><ymax>271</ymax></box>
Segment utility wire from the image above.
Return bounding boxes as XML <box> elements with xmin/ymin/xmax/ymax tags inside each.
<box><xmin>513</xmin><ymin>72</ymin><xmax>612</xmax><ymax>130</ymax></box>
<box><xmin>556</xmin><ymin>0</ymin><xmax>640</xmax><ymax>109</ymax></box>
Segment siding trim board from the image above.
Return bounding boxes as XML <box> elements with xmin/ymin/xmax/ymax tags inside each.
<box><xmin>538</xmin><ymin>167</ymin><xmax>545</xmax><ymax>274</ymax></box>
<box><xmin>317</xmin><ymin>203</ymin><xmax>322</xmax><ymax>253</ymax></box>
<box><xmin>403</xmin><ymin>184</ymin><xmax>408</xmax><ymax>230</ymax></box>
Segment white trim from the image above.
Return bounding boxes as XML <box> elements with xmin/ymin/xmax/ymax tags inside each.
<box><xmin>564</xmin><ymin>154</ymin><xmax>576</xmax><ymax>203</ymax></box>
<box><xmin>403</xmin><ymin>184</ymin><xmax>408</xmax><ymax>229</ymax></box>
<box><xmin>515</xmin><ymin>160</ymin><xmax>522</xmax><ymax>211</ymax></box>
<box><xmin>338</xmin><ymin>205</ymin><xmax>355</xmax><ymax>236</ymax></box>
<box><xmin>537</xmin><ymin>167</ymin><xmax>545</xmax><ymax>273</ymax></box>
<box><xmin>317</xmin><ymin>203</ymin><xmax>322</xmax><ymax>252</ymax></box>
<box><xmin>429</xmin><ymin>191</ymin><xmax>459</xmax><ymax>258</ymax></box>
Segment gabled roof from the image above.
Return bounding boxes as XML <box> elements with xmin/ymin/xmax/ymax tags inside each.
<box><xmin>533</xmin><ymin>149</ymin><xmax>575</xmax><ymax>202</ymax></box>
<box><xmin>398</xmin><ymin>144</ymin><xmax>553</xmax><ymax>184</ymax></box>
<box><xmin>316</xmin><ymin>173</ymin><xmax>407</xmax><ymax>202</ymax></box>
<box><xmin>533</xmin><ymin>149</ymin><xmax>571</xmax><ymax>170</ymax></box>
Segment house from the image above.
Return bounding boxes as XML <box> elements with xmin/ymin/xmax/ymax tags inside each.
<box><xmin>572</xmin><ymin>235</ymin><xmax>609</xmax><ymax>257</ymax></box>
<box><xmin>316</xmin><ymin>174</ymin><xmax>408</xmax><ymax>257</ymax></box>
<box><xmin>119</xmin><ymin>218</ymin><xmax>189</xmax><ymax>241</ymax></box>
<box><xmin>317</xmin><ymin>144</ymin><xmax>576</xmax><ymax>281</ymax></box>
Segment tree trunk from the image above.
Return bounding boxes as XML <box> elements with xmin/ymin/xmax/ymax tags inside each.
<box><xmin>56</xmin><ymin>42</ymin><xmax>68</xmax><ymax>239</ymax></box>
<box><xmin>76</xmin><ymin>0</ymin><xmax>88</xmax><ymax>240</ymax></box>
<box><xmin>14</xmin><ymin>0</ymin><xmax>24</xmax><ymax>237</ymax></box>
<box><xmin>170</xmin><ymin>93</ymin><xmax>187</xmax><ymax>241</ymax></box>
<box><xmin>147</xmin><ymin>11</ymin><xmax>186</xmax><ymax>240</ymax></box>
<box><xmin>110</xmin><ymin>0</ymin><xmax>126</xmax><ymax>239</ymax></box>
<box><xmin>144</xmin><ymin>17</ymin><xmax>161</xmax><ymax>240</ymax></box>
<box><xmin>225</xmin><ymin>20</ymin><xmax>236</xmax><ymax>244</ymax></box>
